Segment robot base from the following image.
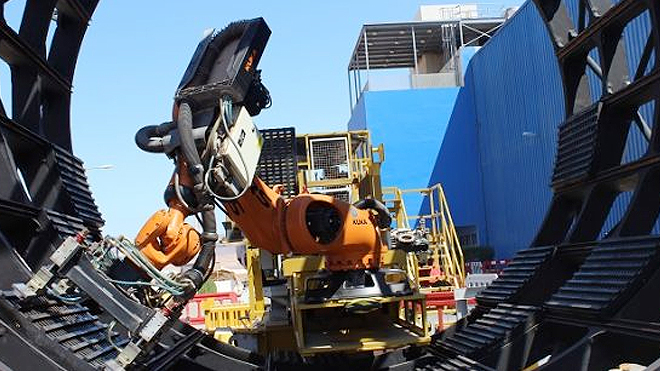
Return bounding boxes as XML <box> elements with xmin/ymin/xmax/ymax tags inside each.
<box><xmin>303</xmin><ymin>268</ymin><xmax>412</xmax><ymax>304</ymax></box>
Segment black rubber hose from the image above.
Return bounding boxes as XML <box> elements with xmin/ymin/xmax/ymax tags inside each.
<box><xmin>355</xmin><ymin>198</ymin><xmax>392</xmax><ymax>229</ymax></box>
<box><xmin>175</xmin><ymin>102</ymin><xmax>203</xmax><ymax>183</ymax></box>
<box><xmin>193</xmin><ymin>209</ymin><xmax>217</xmax><ymax>273</ymax></box>
<box><xmin>176</xmin><ymin>101</ymin><xmax>218</xmax><ymax>292</ymax></box>
<box><xmin>135</xmin><ymin>121</ymin><xmax>175</xmax><ymax>153</ymax></box>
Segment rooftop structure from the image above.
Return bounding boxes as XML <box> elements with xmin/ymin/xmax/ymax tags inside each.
<box><xmin>347</xmin><ymin>4</ymin><xmax>509</xmax><ymax>110</ymax></box>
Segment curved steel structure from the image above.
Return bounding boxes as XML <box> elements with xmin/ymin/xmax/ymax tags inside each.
<box><xmin>382</xmin><ymin>0</ymin><xmax>660</xmax><ymax>370</ymax></box>
<box><xmin>0</xmin><ymin>0</ymin><xmax>659</xmax><ymax>370</ymax></box>
<box><xmin>0</xmin><ymin>0</ymin><xmax>102</xmax><ymax>289</ymax></box>
<box><xmin>0</xmin><ymin>2</ymin><xmax>263</xmax><ymax>370</ymax></box>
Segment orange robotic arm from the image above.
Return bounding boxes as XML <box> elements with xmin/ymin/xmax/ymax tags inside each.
<box><xmin>222</xmin><ymin>177</ymin><xmax>390</xmax><ymax>271</ymax></box>
<box><xmin>134</xmin><ymin>202</ymin><xmax>201</xmax><ymax>270</ymax></box>
<box><xmin>135</xmin><ymin>161</ymin><xmax>389</xmax><ymax>272</ymax></box>
<box><xmin>134</xmin><ymin>162</ymin><xmax>201</xmax><ymax>269</ymax></box>
<box><xmin>134</xmin><ymin>100</ymin><xmax>389</xmax><ymax>273</ymax></box>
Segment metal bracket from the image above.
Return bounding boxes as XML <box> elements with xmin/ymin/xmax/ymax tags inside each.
<box><xmin>107</xmin><ymin>342</ymin><xmax>142</xmax><ymax>370</ymax></box>
<box><xmin>139</xmin><ymin>311</ymin><xmax>169</xmax><ymax>342</ymax></box>
<box><xmin>13</xmin><ymin>236</ymin><xmax>83</xmax><ymax>298</ymax></box>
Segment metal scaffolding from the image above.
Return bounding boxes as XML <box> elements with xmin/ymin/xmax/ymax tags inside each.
<box><xmin>347</xmin><ymin>15</ymin><xmax>506</xmax><ymax>110</ymax></box>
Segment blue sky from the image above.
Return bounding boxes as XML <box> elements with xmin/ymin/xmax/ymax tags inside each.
<box><xmin>4</xmin><ymin>0</ymin><xmax>522</xmax><ymax>237</ymax></box>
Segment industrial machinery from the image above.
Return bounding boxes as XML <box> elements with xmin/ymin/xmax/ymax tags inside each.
<box><xmin>191</xmin><ymin>126</ymin><xmax>429</xmax><ymax>358</ymax></box>
<box><xmin>0</xmin><ymin>15</ymin><xmax>427</xmax><ymax>369</ymax></box>
<box><xmin>384</xmin><ymin>184</ymin><xmax>466</xmax><ymax>290</ymax></box>
<box><xmin>130</xmin><ymin>17</ymin><xmax>408</xmax><ymax>304</ymax></box>
<box><xmin>0</xmin><ymin>17</ymin><xmax>276</xmax><ymax>371</ymax></box>
<box><xmin>1</xmin><ymin>0</ymin><xmax>660</xmax><ymax>370</ymax></box>
<box><xmin>370</xmin><ymin>0</ymin><xmax>660</xmax><ymax>369</ymax></box>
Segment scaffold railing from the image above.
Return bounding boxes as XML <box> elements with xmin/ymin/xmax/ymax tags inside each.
<box><xmin>383</xmin><ymin>183</ymin><xmax>466</xmax><ymax>288</ymax></box>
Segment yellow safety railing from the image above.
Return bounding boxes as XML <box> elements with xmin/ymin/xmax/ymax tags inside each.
<box><xmin>383</xmin><ymin>183</ymin><xmax>465</xmax><ymax>288</ymax></box>
<box><xmin>203</xmin><ymin>247</ymin><xmax>264</xmax><ymax>333</ymax></box>
<box><xmin>382</xmin><ymin>186</ymin><xmax>410</xmax><ymax>229</ymax></box>
<box><xmin>205</xmin><ymin>303</ymin><xmax>252</xmax><ymax>330</ymax></box>
<box><xmin>427</xmin><ymin>184</ymin><xmax>465</xmax><ymax>288</ymax></box>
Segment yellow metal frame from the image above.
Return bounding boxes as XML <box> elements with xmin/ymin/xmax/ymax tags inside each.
<box><xmin>207</xmin><ymin>250</ymin><xmax>430</xmax><ymax>355</ymax></box>
<box><xmin>296</xmin><ymin>130</ymin><xmax>383</xmax><ymax>202</ymax></box>
<box><xmin>204</xmin><ymin>246</ymin><xmax>265</xmax><ymax>333</ymax></box>
<box><xmin>205</xmin><ymin>129</ymin><xmax>440</xmax><ymax>355</ymax></box>
<box><xmin>383</xmin><ymin>183</ymin><xmax>466</xmax><ymax>288</ymax></box>
<box><xmin>205</xmin><ymin>303</ymin><xmax>252</xmax><ymax>329</ymax></box>
<box><xmin>246</xmin><ymin>247</ymin><xmax>265</xmax><ymax>318</ymax></box>
<box><xmin>290</xmin><ymin>293</ymin><xmax>430</xmax><ymax>355</ymax></box>
<box><xmin>384</xmin><ymin>186</ymin><xmax>411</xmax><ymax>229</ymax></box>
<box><xmin>281</xmin><ymin>251</ymin><xmax>429</xmax><ymax>355</ymax></box>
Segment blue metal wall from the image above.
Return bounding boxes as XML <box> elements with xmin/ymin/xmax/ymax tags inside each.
<box><xmin>349</xmin><ymin>0</ymin><xmax>657</xmax><ymax>258</ymax></box>
<box><xmin>425</xmin><ymin>75</ymin><xmax>487</xmax><ymax>243</ymax></box>
<box><xmin>425</xmin><ymin>0</ymin><xmax>657</xmax><ymax>258</ymax></box>
<box><xmin>424</xmin><ymin>1</ymin><xmax>566</xmax><ymax>258</ymax></box>
<box><xmin>470</xmin><ymin>1</ymin><xmax>565</xmax><ymax>257</ymax></box>
<box><xmin>348</xmin><ymin>47</ymin><xmax>481</xmax><ymax>218</ymax></box>
<box><xmin>349</xmin><ymin>87</ymin><xmax>460</xmax><ymax>215</ymax></box>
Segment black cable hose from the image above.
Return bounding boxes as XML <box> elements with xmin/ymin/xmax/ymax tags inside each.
<box><xmin>176</xmin><ymin>101</ymin><xmax>217</xmax><ymax>292</ymax></box>
<box><xmin>354</xmin><ymin>198</ymin><xmax>392</xmax><ymax>229</ymax></box>
<box><xmin>176</xmin><ymin>102</ymin><xmax>203</xmax><ymax>177</ymax></box>
<box><xmin>134</xmin><ymin>121</ymin><xmax>175</xmax><ymax>153</ymax></box>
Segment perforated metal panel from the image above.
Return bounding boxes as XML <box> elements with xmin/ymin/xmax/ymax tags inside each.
<box><xmin>257</xmin><ymin>127</ymin><xmax>298</xmax><ymax>197</ymax></box>
<box><xmin>309</xmin><ymin>185</ymin><xmax>351</xmax><ymax>203</ymax></box>
<box><xmin>309</xmin><ymin>137</ymin><xmax>350</xmax><ymax>180</ymax></box>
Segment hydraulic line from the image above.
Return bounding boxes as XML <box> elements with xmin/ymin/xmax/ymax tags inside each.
<box><xmin>175</xmin><ymin>101</ymin><xmax>218</xmax><ymax>294</ymax></box>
